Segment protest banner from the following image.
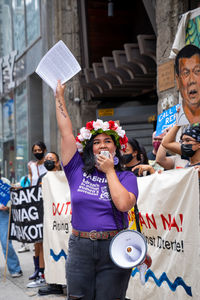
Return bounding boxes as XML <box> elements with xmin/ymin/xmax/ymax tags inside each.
<box><xmin>0</xmin><ymin>179</ymin><xmax>10</xmax><ymax>206</ymax></box>
<box><xmin>9</xmin><ymin>184</ymin><xmax>43</xmax><ymax>243</ymax></box>
<box><xmin>42</xmin><ymin>171</ymin><xmax>71</xmax><ymax>285</ymax></box>
<box><xmin>155</xmin><ymin>104</ymin><xmax>179</xmax><ymax>136</ymax></box>
<box><xmin>127</xmin><ymin>167</ymin><xmax>200</xmax><ymax>300</ymax></box>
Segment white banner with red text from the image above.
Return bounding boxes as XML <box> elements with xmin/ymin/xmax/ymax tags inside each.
<box><xmin>42</xmin><ymin>171</ymin><xmax>71</xmax><ymax>285</ymax></box>
<box><xmin>127</xmin><ymin>167</ymin><xmax>200</xmax><ymax>300</ymax></box>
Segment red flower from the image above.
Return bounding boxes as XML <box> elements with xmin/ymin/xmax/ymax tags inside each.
<box><xmin>119</xmin><ymin>135</ymin><xmax>128</xmax><ymax>145</ymax></box>
<box><xmin>86</xmin><ymin>121</ymin><xmax>94</xmax><ymax>130</ymax></box>
<box><xmin>108</xmin><ymin>120</ymin><xmax>117</xmax><ymax>130</ymax></box>
<box><xmin>75</xmin><ymin>135</ymin><xmax>80</xmax><ymax>142</ymax></box>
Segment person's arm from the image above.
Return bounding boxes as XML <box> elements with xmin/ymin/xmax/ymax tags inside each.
<box><xmin>132</xmin><ymin>164</ymin><xmax>155</xmax><ymax>176</ymax></box>
<box><xmin>0</xmin><ymin>204</ymin><xmax>8</xmax><ymax>211</ymax></box>
<box><xmin>97</xmin><ymin>154</ymin><xmax>136</xmax><ymax>212</ymax></box>
<box><xmin>28</xmin><ymin>162</ymin><xmax>32</xmax><ymax>185</ymax></box>
<box><xmin>156</xmin><ymin>144</ymin><xmax>174</xmax><ymax>170</ymax></box>
<box><xmin>162</xmin><ymin>126</ymin><xmax>181</xmax><ymax>155</ymax></box>
<box><xmin>55</xmin><ymin>80</ymin><xmax>77</xmax><ymax>165</ymax></box>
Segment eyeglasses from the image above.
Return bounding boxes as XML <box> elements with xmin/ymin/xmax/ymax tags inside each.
<box><xmin>179</xmin><ymin>138</ymin><xmax>197</xmax><ymax>144</ymax></box>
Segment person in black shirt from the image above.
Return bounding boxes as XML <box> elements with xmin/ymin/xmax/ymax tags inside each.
<box><xmin>122</xmin><ymin>138</ymin><xmax>155</xmax><ymax>176</ymax></box>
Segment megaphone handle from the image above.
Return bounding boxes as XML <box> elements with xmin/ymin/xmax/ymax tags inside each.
<box><xmin>108</xmin><ymin>184</ymin><xmax>127</xmax><ymax>230</ymax></box>
<box><xmin>138</xmin><ymin>263</ymin><xmax>147</xmax><ymax>285</ymax></box>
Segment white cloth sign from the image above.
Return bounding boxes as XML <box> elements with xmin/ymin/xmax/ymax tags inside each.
<box><xmin>127</xmin><ymin>167</ymin><xmax>200</xmax><ymax>299</ymax></box>
<box><xmin>42</xmin><ymin>171</ymin><xmax>71</xmax><ymax>285</ymax></box>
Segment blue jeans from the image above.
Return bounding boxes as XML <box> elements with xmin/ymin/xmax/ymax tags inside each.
<box><xmin>0</xmin><ymin>210</ymin><xmax>21</xmax><ymax>274</ymax></box>
<box><xmin>66</xmin><ymin>234</ymin><xmax>132</xmax><ymax>300</ymax></box>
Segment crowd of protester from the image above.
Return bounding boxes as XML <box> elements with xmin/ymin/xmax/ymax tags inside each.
<box><xmin>1</xmin><ymin>44</ymin><xmax>200</xmax><ymax>299</ymax></box>
<box><xmin>0</xmin><ymin>118</ymin><xmax>200</xmax><ymax>295</ymax></box>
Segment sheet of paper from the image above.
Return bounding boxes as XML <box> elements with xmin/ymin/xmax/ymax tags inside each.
<box><xmin>36</xmin><ymin>40</ymin><xmax>81</xmax><ymax>92</ymax></box>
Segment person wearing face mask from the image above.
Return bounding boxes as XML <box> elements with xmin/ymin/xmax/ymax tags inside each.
<box><xmin>162</xmin><ymin>124</ymin><xmax>200</xmax><ymax>175</ymax></box>
<box><xmin>27</xmin><ymin>141</ymin><xmax>47</xmax><ymax>288</ymax></box>
<box><xmin>147</xmin><ymin>132</ymin><xmax>163</xmax><ymax>161</ymax></box>
<box><xmin>36</xmin><ymin>152</ymin><xmax>64</xmax><ymax>296</ymax></box>
<box><xmin>27</xmin><ymin>151</ymin><xmax>62</xmax><ymax>290</ymax></box>
<box><xmin>147</xmin><ymin>131</ymin><xmax>171</xmax><ymax>172</ymax></box>
<box><xmin>29</xmin><ymin>141</ymin><xmax>47</xmax><ymax>186</ymax></box>
<box><xmin>122</xmin><ymin>138</ymin><xmax>155</xmax><ymax>176</ymax></box>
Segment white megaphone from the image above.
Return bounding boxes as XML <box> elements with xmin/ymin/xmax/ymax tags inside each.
<box><xmin>109</xmin><ymin>230</ymin><xmax>147</xmax><ymax>269</ymax></box>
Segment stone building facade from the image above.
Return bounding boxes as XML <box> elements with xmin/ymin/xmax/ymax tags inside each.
<box><xmin>0</xmin><ymin>0</ymin><xmax>199</xmax><ymax>181</ymax></box>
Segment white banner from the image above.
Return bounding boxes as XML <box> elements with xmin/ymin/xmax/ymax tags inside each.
<box><xmin>42</xmin><ymin>171</ymin><xmax>71</xmax><ymax>285</ymax></box>
<box><xmin>127</xmin><ymin>167</ymin><xmax>200</xmax><ymax>299</ymax></box>
<box><xmin>42</xmin><ymin>168</ymin><xmax>200</xmax><ymax>297</ymax></box>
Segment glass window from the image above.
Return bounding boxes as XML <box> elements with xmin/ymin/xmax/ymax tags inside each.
<box><xmin>25</xmin><ymin>0</ymin><xmax>40</xmax><ymax>46</ymax></box>
<box><xmin>3</xmin><ymin>97</ymin><xmax>14</xmax><ymax>141</ymax></box>
<box><xmin>12</xmin><ymin>0</ymin><xmax>26</xmax><ymax>55</ymax></box>
<box><xmin>0</xmin><ymin>0</ymin><xmax>13</xmax><ymax>57</ymax></box>
<box><xmin>0</xmin><ymin>102</ymin><xmax>3</xmax><ymax>175</ymax></box>
<box><xmin>15</xmin><ymin>81</ymin><xmax>28</xmax><ymax>181</ymax></box>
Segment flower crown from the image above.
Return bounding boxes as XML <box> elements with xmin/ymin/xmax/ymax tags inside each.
<box><xmin>75</xmin><ymin>119</ymin><xmax>128</xmax><ymax>153</ymax></box>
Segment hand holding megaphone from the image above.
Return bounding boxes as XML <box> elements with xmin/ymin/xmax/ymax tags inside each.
<box><xmin>109</xmin><ymin>230</ymin><xmax>152</xmax><ymax>285</ymax></box>
<box><xmin>138</xmin><ymin>254</ymin><xmax>152</xmax><ymax>285</ymax></box>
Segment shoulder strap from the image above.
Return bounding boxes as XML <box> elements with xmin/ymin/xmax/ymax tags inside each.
<box><xmin>134</xmin><ymin>203</ymin><xmax>141</xmax><ymax>233</ymax></box>
<box><xmin>36</xmin><ymin>172</ymin><xmax>46</xmax><ymax>186</ymax></box>
<box><xmin>24</xmin><ymin>175</ymin><xmax>28</xmax><ymax>185</ymax></box>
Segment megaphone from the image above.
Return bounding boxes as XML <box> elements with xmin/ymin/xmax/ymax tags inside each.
<box><xmin>109</xmin><ymin>230</ymin><xmax>147</xmax><ymax>269</ymax></box>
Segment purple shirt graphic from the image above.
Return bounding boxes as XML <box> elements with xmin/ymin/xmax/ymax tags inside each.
<box><xmin>63</xmin><ymin>151</ymin><xmax>138</xmax><ymax>231</ymax></box>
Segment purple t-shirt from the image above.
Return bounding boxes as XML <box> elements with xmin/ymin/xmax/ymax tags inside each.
<box><xmin>63</xmin><ymin>151</ymin><xmax>138</xmax><ymax>231</ymax></box>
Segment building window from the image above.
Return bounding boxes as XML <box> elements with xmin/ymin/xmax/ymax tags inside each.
<box><xmin>0</xmin><ymin>0</ymin><xmax>41</xmax><ymax>57</ymax></box>
<box><xmin>3</xmin><ymin>97</ymin><xmax>14</xmax><ymax>142</ymax></box>
<box><xmin>25</xmin><ymin>0</ymin><xmax>40</xmax><ymax>46</ymax></box>
<box><xmin>12</xmin><ymin>0</ymin><xmax>26</xmax><ymax>54</ymax></box>
<box><xmin>2</xmin><ymin>95</ymin><xmax>15</xmax><ymax>181</ymax></box>
<box><xmin>15</xmin><ymin>81</ymin><xmax>28</xmax><ymax>181</ymax></box>
<box><xmin>0</xmin><ymin>0</ymin><xmax>13</xmax><ymax>57</ymax></box>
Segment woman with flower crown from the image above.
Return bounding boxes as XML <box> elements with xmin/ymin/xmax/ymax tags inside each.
<box><xmin>55</xmin><ymin>80</ymin><xmax>138</xmax><ymax>300</ymax></box>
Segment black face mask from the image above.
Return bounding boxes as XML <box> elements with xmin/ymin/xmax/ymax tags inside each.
<box><xmin>44</xmin><ymin>160</ymin><xmax>55</xmax><ymax>171</ymax></box>
<box><xmin>122</xmin><ymin>153</ymin><xmax>133</xmax><ymax>164</ymax></box>
<box><xmin>181</xmin><ymin>144</ymin><xmax>196</xmax><ymax>158</ymax></box>
<box><xmin>34</xmin><ymin>152</ymin><xmax>44</xmax><ymax>160</ymax></box>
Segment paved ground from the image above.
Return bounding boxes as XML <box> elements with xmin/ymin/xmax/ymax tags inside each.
<box><xmin>0</xmin><ymin>241</ymin><xmax>67</xmax><ymax>300</ymax></box>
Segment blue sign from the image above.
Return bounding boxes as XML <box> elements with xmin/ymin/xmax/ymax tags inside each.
<box><xmin>155</xmin><ymin>105</ymin><xmax>180</xmax><ymax>136</ymax></box>
<box><xmin>0</xmin><ymin>179</ymin><xmax>10</xmax><ymax>206</ymax></box>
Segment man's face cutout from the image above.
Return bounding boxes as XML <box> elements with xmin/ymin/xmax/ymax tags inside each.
<box><xmin>176</xmin><ymin>54</ymin><xmax>200</xmax><ymax>111</ymax></box>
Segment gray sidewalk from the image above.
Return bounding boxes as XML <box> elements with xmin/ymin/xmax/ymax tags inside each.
<box><xmin>0</xmin><ymin>241</ymin><xmax>66</xmax><ymax>300</ymax></box>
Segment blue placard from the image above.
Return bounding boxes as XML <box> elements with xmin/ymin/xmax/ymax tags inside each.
<box><xmin>155</xmin><ymin>104</ymin><xmax>180</xmax><ymax>136</ymax></box>
<box><xmin>0</xmin><ymin>179</ymin><xmax>10</xmax><ymax>206</ymax></box>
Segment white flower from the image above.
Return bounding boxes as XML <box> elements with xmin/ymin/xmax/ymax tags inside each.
<box><xmin>80</xmin><ymin>127</ymin><xmax>92</xmax><ymax>140</ymax></box>
<box><xmin>76</xmin><ymin>142</ymin><xmax>83</xmax><ymax>152</ymax></box>
<box><xmin>116</xmin><ymin>127</ymin><xmax>125</xmax><ymax>138</ymax></box>
<box><xmin>102</xmin><ymin>121</ymin><xmax>110</xmax><ymax>131</ymax></box>
<box><xmin>77</xmin><ymin>134</ymin><xmax>84</xmax><ymax>142</ymax></box>
<box><xmin>93</xmin><ymin>119</ymin><xmax>104</xmax><ymax>130</ymax></box>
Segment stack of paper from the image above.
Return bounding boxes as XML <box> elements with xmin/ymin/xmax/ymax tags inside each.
<box><xmin>36</xmin><ymin>40</ymin><xmax>81</xmax><ymax>92</ymax></box>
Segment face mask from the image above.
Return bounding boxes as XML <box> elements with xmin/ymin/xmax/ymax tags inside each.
<box><xmin>44</xmin><ymin>160</ymin><xmax>55</xmax><ymax>171</ymax></box>
<box><xmin>122</xmin><ymin>153</ymin><xmax>133</xmax><ymax>164</ymax></box>
<box><xmin>34</xmin><ymin>152</ymin><xmax>44</xmax><ymax>160</ymax></box>
<box><xmin>153</xmin><ymin>141</ymin><xmax>161</xmax><ymax>152</ymax></box>
<box><xmin>181</xmin><ymin>144</ymin><xmax>196</xmax><ymax>158</ymax></box>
